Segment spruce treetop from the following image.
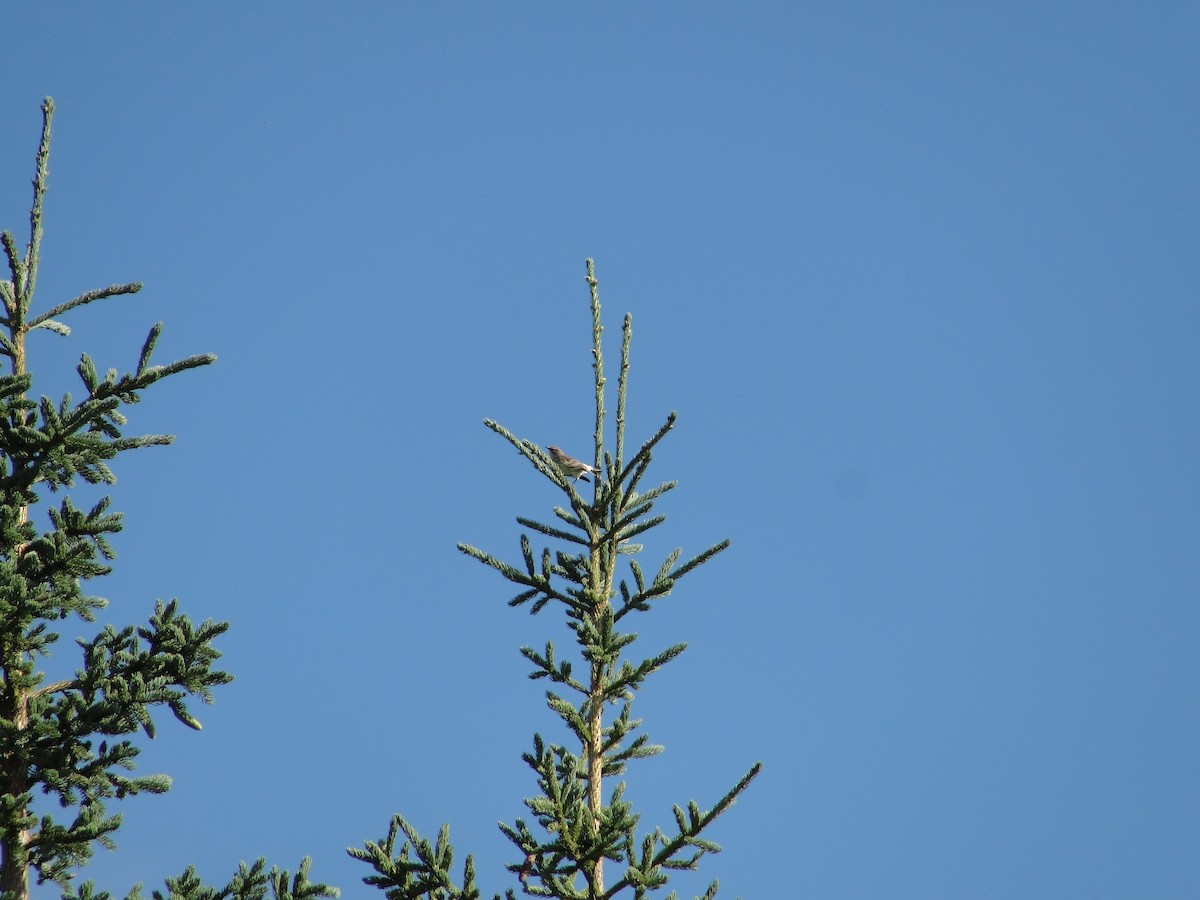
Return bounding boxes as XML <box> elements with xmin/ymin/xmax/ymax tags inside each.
<box><xmin>1</xmin><ymin>98</ymin><xmax>336</xmax><ymax>900</ymax></box>
<box><xmin>350</xmin><ymin>259</ymin><xmax>760</xmax><ymax>900</ymax></box>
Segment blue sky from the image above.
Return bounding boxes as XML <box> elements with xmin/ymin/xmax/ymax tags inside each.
<box><xmin>2</xmin><ymin>3</ymin><xmax>1197</xmax><ymax>897</ymax></box>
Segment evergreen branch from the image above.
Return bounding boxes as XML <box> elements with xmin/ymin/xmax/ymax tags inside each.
<box><xmin>614</xmin><ymin>314</ymin><xmax>631</xmax><ymax>475</ymax></box>
<box><xmin>626</xmin><ymin>562</ymin><xmax>645</xmax><ymax>595</ymax></box>
<box><xmin>573</xmin><ymin>615</ymin><xmax>634</xmax><ymax>673</ymax></box>
<box><xmin>652</xmin><ymin>550</ymin><xmax>682</xmax><ymax>591</ymax></box>
<box><xmin>657</xmin><ymin>767</ymin><xmax>761</xmax><ymax>867</ymax></box>
<box><xmin>602</xmin><ymin>732</ymin><xmax>662</xmax><ymax>771</ymax></box>
<box><xmin>59</xmin><ymin>879</ymin><xmax>114</xmax><ymax>900</ymax></box>
<box><xmin>667</xmin><ymin>540</ymin><xmax>731</xmax><ymax>583</ymax></box>
<box><xmin>612</xmin><ymin>588</ymin><xmax>666</xmax><ymax>622</ymax></box>
<box><xmin>598</xmin><ymin>703</ymin><xmax>662</xmax><ymax>767</ymax></box>
<box><xmin>56</xmin><ymin>390</ymin><xmax>121</xmax><ymax>439</ymax></box>
<box><xmin>516</xmin><ymin>517</ymin><xmax>588</xmax><ymax>547</ymax></box>
<box><xmin>456</xmin><ymin>542</ymin><xmax>531</xmax><ymax>584</ymax></box>
<box><xmin>118</xmin><ymin>351</ymin><xmax>217</xmax><ymax>394</ymax></box>
<box><xmin>614</xmin><ymin>515</ymin><xmax>667</xmax><ymax>545</ymax></box>
<box><xmin>26</xmin><ymin>800</ymin><xmax>121</xmax><ymax>890</ymax></box>
<box><xmin>481</xmin><ymin>417</ymin><xmax>526</xmax><ymax>453</ymax></box>
<box><xmin>613</xmin><ymin>550</ymin><xmax>680</xmax><ymax>621</ymax></box>
<box><xmin>31</xmin><ymin>678</ymin><xmax>76</xmax><ymax>698</ymax></box>
<box><xmin>456</xmin><ymin>542</ymin><xmax>565</xmax><ymax>609</ymax></box>
<box><xmin>481</xmin><ymin>420</ymin><xmax>553</xmax><ymax>480</ymax></box>
<box><xmin>617</xmin><ymin>479</ymin><xmax>677</xmax><ymax>517</ymax></box>
<box><xmin>347</xmin><ymin>815</ymin><xmax>480</xmax><ymax>900</ymax></box>
<box><xmin>608</xmin><ymin>499</ymin><xmax>657</xmax><ymax>538</ymax></box>
<box><xmin>605</xmin><ymin>644</ymin><xmax>687</xmax><ymax>700</ymax></box>
<box><xmin>481</xmin><ymin>420</ymin><xmax>604</xmax><ymax>517</ymax></box>
<box><xmin>604</xmin><ymin>763</ymin><xmax>761</xmax><ymax>899</ymax></box>
<box><xmin>0</xmin><ymin>279</ymin><xmax>11</xmax><ymax>312</ymax></box>
<box><xmin>149</xmin><ymin>863</ymin><xmax>217</xmax><ymax>900</ymax></box>
<box><xmin>1</xmin><ymin>233</ymin><xmax>24</xmax><ymax>315</ymax></box>
<box><xmin>26</xmin><ymin>601</ymin><xmax>233</xmax><ymax>805</ymax></box>
<box><xmin>0</xmin><ymin>495</ymin><xmax>123</xmax><ymax>636</ymax></box>
<box><xmin>520</xmin><ymin>643</ymin><xmax>585</xmax><ymax>694</ymax></box>
<box><xmin>73</xmin><ymin>856</ymin><xmax>339</xmax><ymax>900</ymax></box>
<box><xmin>545</xmin><ymin>693</ymin><xmax>589</xmax><ymax>746</ymax></box>
<box><xmin>602</xmin><ymin>482</ymin><xmax>676</xmax><ymax>546</ymax></box>
<box><xmin>509</xmin><ymin>588</ymin><xmax>541</xmax><ymax>609</ymax></box>
<box><xmin>32</xmin><ymin>318</ymin><xmax>69</xmax><ymax>336</ymax></box>
<box><xmin>22</xmin><ymin>98</ymin><xmax>54</xmax><ymax>308</ymax></box>
<box><xmin>615</xmin><ymin>414</ymin><xmax>676</xmax><ymax>495</ymax></box>
<box><xmin>218</xmin><ymin>858</ymin><xmax>271</xmax><ymax>900</ymax></box>
<box><xmin>102</xmin><ymin>435</ymin><xmax>174</xmax><ymax>453</ymax></box>
<box><xmin>514</xmin><ymin>743</ymin><xmax>615</xmax><ymax>897</ymax></box>
<box><xmin>0</xmin><ymin>342</ymin><xmax>213</xmax><ymax>497</ymax></box>
<box><xmin>0</xmin><ymin>373</ymin><xmax>32</xmax><ymax>402</ymax></box>
<box><xmin>136</xmin><ymin>322</ymin><xmax>162</xmax><ymax>376</ymax></box>
<box><xmin>588</xmin><ymin>259</ymin><xmax>606</xmax><ymax>475</ymax></box>
<box><xmin>268</xmin><ymin>856</ymin><xmax>340</xmax><ymax>900</ymax></box>
<box><xmin>25</xmin><ymin>283</ymin><xmax>142</xmax><ymax>332</ymax></box>
<box><xmin>623</xmin><ymin>454</ymin><xmax>652</xmax><ymax>503</ymax></box>
<box><xmin>551</xmin><ymin>506</ymin><xmax>589</xmax><ymax>534</ymax></box>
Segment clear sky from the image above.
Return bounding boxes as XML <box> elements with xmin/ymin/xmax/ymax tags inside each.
<box><xmin>2</xmin><ymin>3</ymin><xmax>1197</xmax><ymax>898</ymax></box>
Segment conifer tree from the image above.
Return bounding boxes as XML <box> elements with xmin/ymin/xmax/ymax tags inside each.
<box><xmin>349</xmin><ymin>260</ymin><xmax>761</xmax><ymax>899</ymax></box>
<box><xmin>0</xmin><ymin>100</ymin><xmax>336</xmax><ymax>900</ymax></box>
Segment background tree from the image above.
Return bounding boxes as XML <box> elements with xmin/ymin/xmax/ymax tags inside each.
<box><xmin>349</xmin><ymin>259</ymin><xmax>761</xmax><ymax>899</ymax></box>
<box><xmin>0</xmin><ymin>100</ymin><xmax>336</xmax><ymax>900</ymax></box>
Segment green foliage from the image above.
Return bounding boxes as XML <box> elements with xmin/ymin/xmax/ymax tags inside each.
<box><xmin>348</xmin><ymin>816</ymin><xmax>482</xmax><ymax>900</ymax></box>
<box><xmin>0</xmin><ymin>98</ymin><xmax>333</xmax><ymax>900</ymax></box>
<box><xmin>61</xmin><ymin>857</ymin><xmax>337</xmax><ymax>900</ymax></box>
<box><xmin>349</xmin><ymin>260</ymin><xmax>760</xmax><ymax>899</ymax></box>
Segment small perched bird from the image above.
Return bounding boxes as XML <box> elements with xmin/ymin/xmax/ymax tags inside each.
<box><xmin>547</xmin><ymin>445</ymin><xmax>599</xmax><ymax>483</ymax></box>
<box><xmin>518</xmin><ymin>852</ymin><xmax>536</xmax><ymax>885</ymax></box>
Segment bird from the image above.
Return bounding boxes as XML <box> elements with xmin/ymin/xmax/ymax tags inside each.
<box><xmin>518</xmin><ymin>852</ymin><xmax>536</xmax><ymax>885</ymax></box>
<box><xmin>547</xmin><ymin>445</ymin><xmax>599</xmax><ymax>483</ymax></box>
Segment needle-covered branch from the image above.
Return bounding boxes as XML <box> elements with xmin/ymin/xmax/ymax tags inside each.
<box><xmin>347</xmin><ymin>815</ymin><xmax>482</xmax><ymax>900</ymax></box>
<box><xmin>2</xmin><ymin>600</ymin><xmax>233</xmax><ymax>887</ymax></box>
<box><xmin>521</xmin><ymin>642</ymin><xmax>586</xmax><ymax>694</ymax></box>
<box><xmin>0</xmin><ymin>328</ymin><xmax>216</xmax><ymax>497</ymax></box>
<box><xmin>26</xmin><ymin>282</ymin><xmax>143</xmax><ymax>333</ymax></box>
<box><xmin>605</xmin><ymin>763</ymin><xmax>762</xmax><ymax>899</ymax></box>
<box><xmin>58</xmin><ymin>855</ymin><xmax>338</xmax><ymax>900</ymax></box>
<box><xmin>517</xmin><ymin>517</ymin><xmax>590</xmax><ymax>547</ymax></box>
